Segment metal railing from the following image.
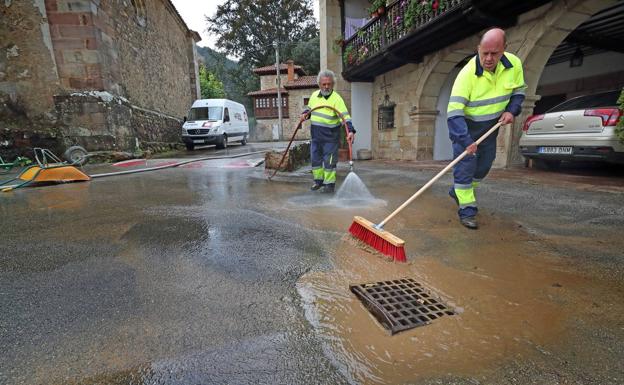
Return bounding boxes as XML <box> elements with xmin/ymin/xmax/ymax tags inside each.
<box><xmin>342</xmin><ymin>0</ymin><xmax>465</xmax><ymax>70</ymax></box>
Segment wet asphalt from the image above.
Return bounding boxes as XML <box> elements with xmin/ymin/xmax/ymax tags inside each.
<box><xmin>1</xmin><ymin>143</ymin><xmax>623</xmax><ymax>385</ymax></box>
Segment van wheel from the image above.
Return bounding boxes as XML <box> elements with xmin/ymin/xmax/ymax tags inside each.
<box><xmin>241</xmin><ymin>135</ymin><xmax>247</xmax><ymax>146</ymax></box>
<box><xmin>185</xmin><ymin>143</ymin><xmax>195</xmax><ymax>151</ymax></box>
<box><xmin>216</xmin><ymin>134</ymin><xmax>228</xmax><ymax>149</ymax></box>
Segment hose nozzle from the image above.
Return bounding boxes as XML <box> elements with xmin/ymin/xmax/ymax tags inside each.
<box><xmin>349</xmin><ymin>160</ymin><xmax>353</xmax><ymax>171</ymax></box>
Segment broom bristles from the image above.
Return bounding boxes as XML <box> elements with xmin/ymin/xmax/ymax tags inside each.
<box><xmin>349</xmin><ymin>219</ymin><xmax>407</xmax><ymax>262</ymax></box>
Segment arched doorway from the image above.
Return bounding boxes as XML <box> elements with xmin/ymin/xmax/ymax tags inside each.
<box><xmin>434</xmin><ymin>65</ymin><xmax>461</xmax><ymax>160</ymax></box>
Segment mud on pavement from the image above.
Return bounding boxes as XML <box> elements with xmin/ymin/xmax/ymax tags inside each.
<box><xmin>273</xmin><ymin>162</ymin><xmax>624</xmax><ymax>385</ymax></box>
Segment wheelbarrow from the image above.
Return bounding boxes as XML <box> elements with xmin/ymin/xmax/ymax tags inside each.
<box><xmin>1</xmin><ymin>147</ymin><xmax>91</xmax><ymax>192</ymax></box>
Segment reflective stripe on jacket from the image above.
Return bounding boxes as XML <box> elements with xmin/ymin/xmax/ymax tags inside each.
<box><xmin>447</xmin><ymin>52</ymin><xmax>526</xmax><ymax>148</ymax></box>
<box><xmin>304</xmin><ymin>90</ymin><xmax>353</xmax><ymax>142</ymax></box>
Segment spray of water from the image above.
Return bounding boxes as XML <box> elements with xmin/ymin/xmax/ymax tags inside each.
<box><xmin>285</xmin><ymin>171</ymin><xmax>386</xmax><ymax>208</ymax></box>
<box><xmin>335</xmin><ymin>172</ymin><xmax>375</xmax><ymax>200</ymax></box>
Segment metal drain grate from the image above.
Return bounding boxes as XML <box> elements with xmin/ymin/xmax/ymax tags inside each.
<box><xmin>350</xmin><ymin>278</ymin><xmax>455</xmax><ymax>335</ymax></box>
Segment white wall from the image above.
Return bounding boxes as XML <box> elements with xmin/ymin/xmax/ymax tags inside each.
<box><xmin>538</xmin><ymin>51</ymin><xmax>624</xmax><ymax>86</ymax></box>
<box><xmin>344</xmin><ymin>0</ymin><xmax>370</xmax><ymax>18</ymax></box>
<box><xmin>433</xmin><ymin>67</ymin><xmax>460</xmax><ymax>160</ymax></box>
<box><xmin>351</xmin><ymin>82</ymin><xmax>373</xmax><ymax>159</ymax></box>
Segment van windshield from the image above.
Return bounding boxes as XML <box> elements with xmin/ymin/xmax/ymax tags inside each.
<box><xmin>188</xmin><ymin>107</ymin><xmax>222</xmax><ymax>121</ymax></box>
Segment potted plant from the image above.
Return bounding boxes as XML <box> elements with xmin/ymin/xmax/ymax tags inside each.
<box><xmin>368</xmin><ymin>0</ymin><xmax>385</xmax><ymax>18</ymax></box>
<box><xmin>332</xmin><ymin>36</ymin><xmax>345</xmax><ymax>53</ymax></box>
<box><xmin>356</xmin><ymin>45</ymin><xmax>370</xmax><ymax>64</ymax></box>
<box><xmin>371</xmin><ymin>28</ymin><xmax>382</xmax><ymax>51</ymax></box>
<box><xmin>343</xmin><ymin>45</ymin><xmax>356</xmax><ymax>65</ymax></box>
<box><xmin>404</xmin><ymin>0</ymin><xmax>450</xmax><ymax>29</ymax></box>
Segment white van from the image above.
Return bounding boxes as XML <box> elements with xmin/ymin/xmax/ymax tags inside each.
<box><xmin>181</xmin><ymin>99</ymin><xmax>249</xmax><ymax>150</ymax></box>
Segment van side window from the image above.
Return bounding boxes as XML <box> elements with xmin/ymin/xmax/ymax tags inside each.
<box><xmin>223</xmin><ymin>108</ymin><xmax>230</xmax><ymax>122</ymax></box>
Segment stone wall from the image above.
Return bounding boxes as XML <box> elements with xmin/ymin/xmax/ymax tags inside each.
<box><xmin>320</xmin><ymin>0</ymin><xmax>351</xmax><ymax>112</ymax></box>
<box><xmin>253</xmin><ymin>88</ymin><xmax>315</xmax><ymax>142</ymax></box>
<box><xmin>260</xmin><ymin>74</ymin><xmax>290</xmax><ymax>91</ymax></box>
<box><xmin>0</xmin><ymin>0</ymin><xmax>63</xmax><ymax>156</ymax></box>
<box><xmin>0</xmin><ymin>0</ymin><xmax>198</xmax><ymax>158</ymax></box>
<box><xmin>55</xmin><ymin>91</ymin><xmax>182</xmax><ymax>151</ymax></box>
<box><xmin>97</xmin><ymin>0</ymin><xmax>198</xmax><ymax>117</ymax></box>
<box><xmin>253</xmin><ymin>118</ymin><xmax>290</xmax><ymax>142</ymax></box>
<box><xmin>286</xmin><ymin>88</ymin><xmax>313</xmax><ymax>141</ymax></box>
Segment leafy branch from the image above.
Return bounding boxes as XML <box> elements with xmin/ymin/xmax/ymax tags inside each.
<box><xmin>615</xmin><ymin>88</ymin><xmax>624</xmax><ymax>144</ymax></box>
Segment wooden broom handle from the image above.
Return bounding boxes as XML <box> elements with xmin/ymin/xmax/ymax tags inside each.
<box><xmin>378</xmin><ymin>122</ymin><xmax>502</xmax><ymax>228</ymax></box>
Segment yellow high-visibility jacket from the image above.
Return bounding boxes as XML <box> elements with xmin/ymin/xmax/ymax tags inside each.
<box><xmin>304</xmin><ymin>90</ymin><xmax>354</xmax><ymax>142</ymax></box>
<box><xmin>447</xmin><ymin>52</ymin><xmax>526</xmax><ymax>147</ymax></box>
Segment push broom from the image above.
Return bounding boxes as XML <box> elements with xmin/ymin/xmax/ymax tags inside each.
<box><xmin>349</xmin><ymin>122</ymin><xmax>503</xmax><ymax>262</ymax></box>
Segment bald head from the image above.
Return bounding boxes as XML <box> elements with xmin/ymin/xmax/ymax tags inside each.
<box><xmin>481</xmin><ymin>28</ymin><xmax>506</xmax><ymax>46</ymax></box>
<box><xmin>478</xmin><ymin>28</ymin><xmax>506</xmax><ymax>72</ymax></box>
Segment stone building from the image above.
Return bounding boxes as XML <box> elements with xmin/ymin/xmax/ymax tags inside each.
<box><xmin>0</xmin><ymin>0</ymin><xmax>201</xmax><ymax>158</ymax></box>
<box><xmin>320</xmin><ymin>0</ymin><xmax>624</xmax><ymax>166</ymax></box>
<box><xmin>248</xmin><ymin>60</ymin><xmax>318</xmax><ymax>141</ymax></box>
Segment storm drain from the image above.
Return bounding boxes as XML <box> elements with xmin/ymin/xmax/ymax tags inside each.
<box><xmin>350</xmin><ymin>278</ymin><xmax>455</xmax><ymax>335</ymax></box>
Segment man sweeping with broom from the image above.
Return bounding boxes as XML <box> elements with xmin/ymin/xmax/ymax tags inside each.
<box><xmin>300</xmin><ymin>69</ymin><xmax>355</xmax><ymax>194</ymax></box>
<box><xmin>447</xmin><ymin>28</ymin><xmax>526</xmax><ymax>229</ymax></box>
<box><xmin>349</xmin><ymin>27</ymin><xmax>525</xmax><ymax>261</ymax></box>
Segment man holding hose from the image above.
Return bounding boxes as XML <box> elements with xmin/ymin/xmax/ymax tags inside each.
<box><xmin>300</xmin><ymin>69</ymin><xmax>355</xmax><ymax>194</ymax></box>
<box><xmin>447</xmin><ymin>28</ymin><xmax>526</xmax><ymax>229</ymax></box>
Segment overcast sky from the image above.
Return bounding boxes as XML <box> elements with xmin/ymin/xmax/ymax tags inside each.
<box><xmin>170</xmin><ymin>0</ymin><xmax>320</xmax><ymax>49</ymax></box>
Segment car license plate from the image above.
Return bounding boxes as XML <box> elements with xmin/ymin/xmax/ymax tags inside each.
<box><xmin>538</xmin><ymin>146</ymin><xmax>572</xmax><ymax>154</ymax></box>
<box><xmin>193</xmin><ymin>139</ymin><xmax>204</xmax><ymax>144</ymax></box>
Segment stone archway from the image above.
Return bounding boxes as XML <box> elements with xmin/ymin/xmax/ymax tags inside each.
<box><xmin>407</xmin><ymin>37</ymin><xmax>480</xmax><ymax>161</ymax></box>
<box><xmin>411</xmin><ymin>0</ymin><xmax>616</xmax><ymax>167</ymax></box>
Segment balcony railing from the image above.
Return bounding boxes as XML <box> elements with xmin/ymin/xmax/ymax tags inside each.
<box><xmin>343</xmin><ymin>0</ymin><xmax>465</xmax><ymax>71</ymax></box>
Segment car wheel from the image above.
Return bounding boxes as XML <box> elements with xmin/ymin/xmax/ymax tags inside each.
<box><xmin>216</xmin><ymin>134</ymin><xmax>228</xmax><ymax>149</ymax></box>
<box><xmin>241</xmin><ymin>135</ymin><xmax>247</xmax><ymax>146</ymax></box>
<box><xmin>185</xmin><ymin>143</ymin><xmax>195</xmax><ymax>151</ymax></box>
<box><xmin>63</xmin><ymin>145</ymin><xmax>89</xmax><ymax>166</ymax></box>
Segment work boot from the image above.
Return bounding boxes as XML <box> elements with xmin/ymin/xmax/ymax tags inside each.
<box><xmin>320</xmin><ymin>183</ymin><xmax>335</xmax><ymax>194</ymax></box>
<box><xmin>449</xmin><ymin>188</ymin><xmax>459</xmax><ymax>206</ymax></box>
<box><xmin>310</xmin><ymin>180</ymin><xmax>323</xmax><ymax>191</ymax></box>
<box><xmin>459</xmin><ymin>216</ymin><xmax>478</xmax><ymax>229</ymax></box>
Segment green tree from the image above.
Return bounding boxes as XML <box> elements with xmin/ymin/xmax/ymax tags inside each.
<box><xmin>196</xmin><ymin>46</ymin><xmax>258</xmax><ymax>119</ymax></box>
<box><xmin>286</xmin><ymin>35</ymin><xmax>320</xmax><ymax>75</ymax></box>
<box><xmin>616</xmin><ymin>88</ymin><xmax>624</xmax><ymax>144</ymax></box>
<box><xmin>199</xmin><ymin>65</ymin><xmax>226</xmax><ymax>99</ymax></box>
<box><xmin>205</xmin><ymin>0</ymin><xmax>318</xmax><ymax>68</ymax></box>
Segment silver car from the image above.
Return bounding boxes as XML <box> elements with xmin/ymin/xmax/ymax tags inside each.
<box><xmin>519</xmin><ymin>90</ymin><xmax>623</xmax><ymax>168</ymax></box>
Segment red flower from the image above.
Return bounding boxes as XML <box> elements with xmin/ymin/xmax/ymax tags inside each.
<box><xmin>432</xmin><ymin>0</ymin><xmax>439</xmax><ymax>10</ymax></box>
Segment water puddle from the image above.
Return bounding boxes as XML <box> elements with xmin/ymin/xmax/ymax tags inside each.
<box><xmin>294</xmin><ymin>189</ymin><xmax>623</xmax><ymax>384</ymax></box>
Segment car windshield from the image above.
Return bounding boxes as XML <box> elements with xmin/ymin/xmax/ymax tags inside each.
<box><xmin>188</xmin><ymin>106</ymin><xmax>222</xmax><ymax>121</ymax></box>
<box><xmin>548</xmin><ymin>91</ymin><xmax>620</xmax><ymax>113</ymax></box>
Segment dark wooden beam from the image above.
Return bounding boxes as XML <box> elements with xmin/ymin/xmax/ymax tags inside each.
<box><xmin>464</xmin><ymin>5</ymin><xmax>517</xmax><ymax>28</ymax></box>
<box><xmin>566</xmin><ymin>30</ymin><xmax>624</xmax><ymax>54</ymax></box>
